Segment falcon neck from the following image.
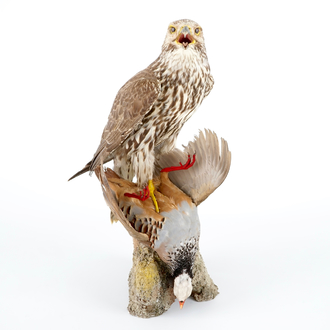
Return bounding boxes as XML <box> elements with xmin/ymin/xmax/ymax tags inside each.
<box><xmin>148</xmin><ymin>45</ymin><xmax>211</xmax><ymax>83</ymax></box>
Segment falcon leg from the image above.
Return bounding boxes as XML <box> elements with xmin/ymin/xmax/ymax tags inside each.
<box><xmin>130</xmin><ymin>144</ymin><xmax>160</xmax><ymax>212</ymax></box>
<box><xmin>123</xmin><ymin>182</ymin><xmax>159</xmax><ymax>213</ymax></box>
<box><xmin>112</xmin><ymin>156</ymin><xmax>135</xmax><ymax>222</ymax></box>
<box><xmin>160</xmin><ymin>154</ymin><xmax>196</xmax><ymax>173</ymax></box>
<box><xmin>148</xmin><ymin>180</ymin><xmax>159</xmax><ymax>213</ymax></box>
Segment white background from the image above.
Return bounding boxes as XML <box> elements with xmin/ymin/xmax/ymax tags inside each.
<box><xmin>1</xmin><ymin>0</ymin><xmax>329</xmax><ymax>329</ymax></box>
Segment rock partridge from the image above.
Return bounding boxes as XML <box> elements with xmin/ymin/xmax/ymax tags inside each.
<box><xmin>96</xmin><ymin>130</ymin><xmax>231</xmax><ymax>307</ymax></box>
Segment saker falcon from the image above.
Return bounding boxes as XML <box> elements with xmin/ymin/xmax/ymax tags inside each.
<box><xmin>69</xmin><ymin>19</ymin><xmax>214</xmax><ymax>212</ymax></box>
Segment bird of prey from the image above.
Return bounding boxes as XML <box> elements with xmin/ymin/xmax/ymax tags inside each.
<box><xmin>69</xmin><ymin>19</ymin><xmax>214</xmax><ymax>212</ymax></box>
<box><xmin>96</xmin><ymin>130</ymin><xmax>231</xmax><ymax>308</ymax></box>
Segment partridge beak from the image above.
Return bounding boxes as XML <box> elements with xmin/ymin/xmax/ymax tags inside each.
<box><xmin>179</xmin><ymin>300</ymin><xmax>185</xmax><ymax>309</ymax></box>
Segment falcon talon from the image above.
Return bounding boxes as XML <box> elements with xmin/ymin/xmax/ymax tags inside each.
<box><xmin>148</xmin><ymin>180</ymin><xmax>160</xmax><ymax>213</ymax></box>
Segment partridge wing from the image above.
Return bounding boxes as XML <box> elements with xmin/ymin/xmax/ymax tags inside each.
<box><xmin>96</xmin><ymin>166</ymin><xmax>151</xmax><ymax>245</ymax></box>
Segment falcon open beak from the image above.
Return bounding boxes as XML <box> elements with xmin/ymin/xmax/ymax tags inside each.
<box><xmin>179</xmin><ymin>300</ymin><xmax>185</xmax><ymax>309</ymax></box>
<box><xmin>176</xmin><ymin>26</ymin><xmax>195</xmax><ymax>48</ymax></box>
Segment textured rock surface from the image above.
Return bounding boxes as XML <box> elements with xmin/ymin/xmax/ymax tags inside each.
<box><xmin>191</xmin><ymin>251</ymin><xmax>219</xmax><ymax>301</ymax></box>
<box><xmin>128</xmin><ymin>243</ymin><xmax>175</xmax><ymax>318</ymax></box>
<box><xmin>127</xmin><ymin>242</ymin><xmax>218</xmax><ymax>318</ymax></box>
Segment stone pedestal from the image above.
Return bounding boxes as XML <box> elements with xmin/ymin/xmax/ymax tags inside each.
<box><xmin>127</xmin><ymin>242</ymin><xmax>219</xmax><ymax>318</ymax></box>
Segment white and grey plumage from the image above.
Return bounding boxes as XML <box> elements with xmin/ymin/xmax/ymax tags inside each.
<box><xmin>69</xmin><ymin>19</ymin><xmax>214</xmax><ymax>188</ymax></box>
<box><xmin>96</xmin><ymin>130</ymin><xmax>231</xmax><ymax>306</ymax></box>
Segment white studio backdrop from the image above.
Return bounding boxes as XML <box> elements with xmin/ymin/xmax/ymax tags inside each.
<box><xmin>0</xmin><ymin>1</ymin><xmax>329</xmax><ymax>329</ymax></box>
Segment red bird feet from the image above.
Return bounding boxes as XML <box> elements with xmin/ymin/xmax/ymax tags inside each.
<box><xmin>124</xmin><ymin>180</ymin><xmax>159</xmax><ymax>212</ymax></box>
<box><xmin>123</xmin><ymin>154</ymin><xmax>196</xmax><ymax>213</ymax></box>
<box><xmin>124</xmin><ymin>185</ymin><xmax>150</xmax><ymax>201</ymax></box>
<box><xmin>161</xmin><ymin>154</ymin><xmax>196</xmax><ymax>173</ymax></box>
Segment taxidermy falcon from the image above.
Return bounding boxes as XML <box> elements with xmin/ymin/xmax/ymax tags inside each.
<box><xmin>95</xmin><ymin>130</ymin><xmax>231</xmax><ymax>308</ymax></box>
<box><xmin>69</xmin><ymin>19</ymin><xmax>214</xmax><ymax>212</ymax></box>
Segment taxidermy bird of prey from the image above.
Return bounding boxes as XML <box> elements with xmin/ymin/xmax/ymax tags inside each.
<box><xmin>96</xmin><ymin>130</ymin><xmax>231</xmax><ymax>308</ymax></box>
<box><xmin>69</xmin><ymin>19</ymin><xmax>214</xmax><ymax>212</ymax></box>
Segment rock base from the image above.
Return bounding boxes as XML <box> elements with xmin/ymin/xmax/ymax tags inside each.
<box><xmin>127</xmin><ymin>242</ymin><xmax>219</xmax><ymax>318</ymax></box>
<box><xmin>191</xmin><ymin>251</ymin><xmax>219</xmax><ymax>302</ymax></box>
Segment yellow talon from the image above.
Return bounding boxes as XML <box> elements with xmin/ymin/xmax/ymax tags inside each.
<box><xmin>148</xmin><ymin>180</ymin><xmax>159</xmax><ymax>213</ymax></box>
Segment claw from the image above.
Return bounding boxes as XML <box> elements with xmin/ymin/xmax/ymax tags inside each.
<box><xmin>124</xmin><ymin>185</ymin><xmax>150</xmax><ymax>201</ymax></box>
<box><xmin>124</xmin><ymin>181</ymin><xmax>159</xmax><ymax>213</ymax></box>
<box><xmin>161</xmin><ymin>154</ymin><xmax>196</xmax><ymax>173</ymax></box>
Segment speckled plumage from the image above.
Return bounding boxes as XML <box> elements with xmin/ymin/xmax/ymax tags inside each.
<box><xmin>69</xmin><ymin>19</ymin><xmax>214</xmax><ymax>186</ymax></box>
<box><xmin>96</xmin><ymin>164</ymin><xmax>200</xmax><ymax>275</ymax></box>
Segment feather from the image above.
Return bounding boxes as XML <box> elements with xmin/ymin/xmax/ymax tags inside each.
<box><xmin>69</xmin><ymin>69</ymin><xmax>160</xmax><ymax>181</ymax></box>
<box><xmin>95</xmin><ymin>166</ymin><xmax>150</xmax><ymax>245</ymax></box>
<box><xmin>90</xmin><ymin>70</ymin><xmax>161</xmax><ymax>170</ymax></box>
<box><xmin>68</xmin><ymin>161</ymin><xmax>92</xmax><ymax>181</ymax></box>
<box><xmin>155</xmin><ymin>130</ymin><xmax>231</xmax><ymax>206</ymax></box>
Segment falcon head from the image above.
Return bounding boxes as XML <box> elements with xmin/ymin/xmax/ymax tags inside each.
<box><xmin>163</xmin><ymin>19</ymin><xmax>205</xmax><ymax>51</ymax></box>
<box><xmin>173</xmin><ymin>272</ymin><xmax>193</xmax><ymax>309</ymax></box>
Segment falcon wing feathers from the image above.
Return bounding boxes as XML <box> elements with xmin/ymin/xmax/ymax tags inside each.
<box><xmin>90</xmin><ymin>69</ymin><xmax>161</xmax><ymax>170</ymax></box>
<box><xmin>68</xmin><ymin>69</ymin><xmax>160</xmax><ymax>181</ymax></box>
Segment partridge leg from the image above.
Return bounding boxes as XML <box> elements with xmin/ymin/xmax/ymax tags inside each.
<box><xmin>161</xmin><ymin>154</ymin><xmax>196</xmax><ymax>173</ymax></box>
<box><xmin>125</xmin><ymin>154</ymin><xmax>195</xmax><ymax>213</ymax></box>
<box><xmin>124</xmin><ymin>185</ymin><xmax>150</xmax><ymax>201</ymax></box>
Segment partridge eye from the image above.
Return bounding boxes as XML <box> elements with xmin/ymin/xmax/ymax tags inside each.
<box><xmin>195</xmin><ymin>28</ymin><xmax>200</xmax><ymax>34</ymax></box>
<box><xmin>170</xmin><ymin>26</ymin><xmax>176</xmax><ymax>33</ymax></box>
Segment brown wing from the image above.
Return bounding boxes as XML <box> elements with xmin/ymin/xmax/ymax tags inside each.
<box><xmin>204</xmin><ymin>74</ymin><xmax>214</xmax><ymax>97</ymax></box>
<box><xmin>95</xmin><ymin>166</ymin><xmax>151</xmax><ymax>245</ymax></box>
<box><xmin>68</xmin><ymin>69</ymin><xmax>160</xmax><ymax>181</ymax></box>
<box><xmin>90</xmin><ymin>69</ymin><xmax>160</xmax><ymax>170</ymax></box>
<box><xmin>154</xmin><ymin>130</ymin><xmax>231</xmax><ymax>206</ymax></box>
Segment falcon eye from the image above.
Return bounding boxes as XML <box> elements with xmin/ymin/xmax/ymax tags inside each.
<box><xmin>169</xmin><ymin>26</ymin><xmax>176</xmax><ymax>33</ymax></box>
<box><xmin>195</xmin><ymin>27</ymin><xmax>201</xmax><ymax>35</ymax></box>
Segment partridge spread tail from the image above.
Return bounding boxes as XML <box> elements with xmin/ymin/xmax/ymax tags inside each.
<box><xmin>155</xmin><ymin>129</ymin><xmax>231</xmax><ymax>206</ymax></box>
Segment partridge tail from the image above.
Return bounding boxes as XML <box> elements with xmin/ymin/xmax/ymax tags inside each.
<box><xmin>155</xmin><ymin>129</ymin><xmax>231</xmax><ymax>206</ymax></box>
